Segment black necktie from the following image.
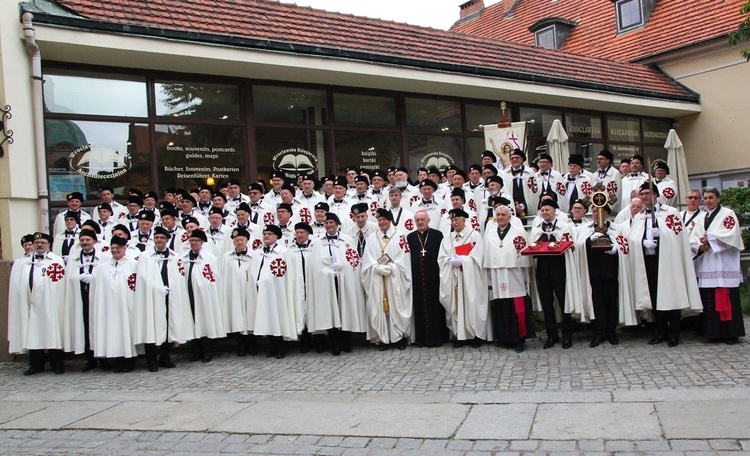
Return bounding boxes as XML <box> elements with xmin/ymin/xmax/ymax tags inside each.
<box><xmin>327</xmin><ymin>235</ymin><xmax>338</xmax><ymax>240</ymax></box>
<box><xmin>82</xmin><ymin>251</ymin><xmax>94</xmax><ymax>257</ymax></box>
<box><xmin>334</xmin><ymin>199</ymin><xmax>344</xmax><ymax>204</ymax></box>
<box><xmin>372</xmin><ymin>190</ymin><xmax>380</xmax><ymax>195</ymax></box>
<box><xmin>263</xmin><ymin>247</ymin><xmax>270</xmax><ymax>254</ymax></box>
<box><xmin>187</xmin><ymin>252</ymin><xmax>198</xmax><ymax>313</ymax></box>
<box><xmin>157</xmin><ymin>250</ymin><xmax>169</xmax><ymax>286</ymax></box>
<box><xmin>65</xmin><ymin>230</ymin><xmax>75</xmax><ymax>236</ymax></box>
<box><xmin>422</xmin><ymin>199</ymin><xmax>432</xmax><ymax>204</ymax></box>
<box><xmin>210</xmin><ymin>229</ymin><xmax>219</xmax><ymax>235</ymax></box>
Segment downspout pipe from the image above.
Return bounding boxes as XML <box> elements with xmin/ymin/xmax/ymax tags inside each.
<box><xmin>22</xmin><ymin>12</ymin><xmax>50</xmax><ymax>233</ymax></box>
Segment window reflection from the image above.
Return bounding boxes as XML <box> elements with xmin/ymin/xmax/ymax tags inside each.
<box><xmin>254</xmin><ymin>86</ymin><xmax>327</xmax><ymax>125</ymax></box>
<box><xmin>335</xmin><ymin>131</ymin><xmax>400</xmax><ymax>173</ymax></box>
<box><xmin>155</xmin><ymin>81</ymin><xmax>240</xmax><ymax>120</ymax></box>
<box><xmin>44</xmin><ymin>71</ymin><xmax>147</xmax><ymax>117</ymax></box>
<box><xmin>408</xmin><ymin>135</ymin><xmax>464</xmax><ymax>178</ymax></box>
<box><xmin>405</xmin><ymin>98</ymin><xmax>461</xmax><ymax>132</ymax></box>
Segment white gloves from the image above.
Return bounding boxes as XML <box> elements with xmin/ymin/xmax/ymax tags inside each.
<box><xmin>450</xmin><ymin>256</ymin><xmax>463</xmax><ymax>267</ymax></box>
<box><xmin>643</xmin><ymin>239</ymin><xmax>657</xmax><ymax>250</ymax></box>
<box><xmin>163</xmin><ymin>286</ymin><xmax>170</xmax><ymax>295</ymax></box>
<box><xmin>79</xmin><ymin>273</ymin><xmax>92</xmax><ymax>284</ymax></box>
<box><xmin>605</xmin><ymin>244</ymin><xmax>618</xmax><ymax>255</ymax></box>
<box><xmin>590</xmin><ymin>232</ymin><xmax>604</xmax><ymax>241</ymax></box>
<box><xmin>329</xmin><ymin>262</ymin><xmax>344</xmax><ymax>273</ymax></box>
<box><xmin>374</xmin><ymin>264</ymin><xmax>392</xmax><ymax>276</ymax></box>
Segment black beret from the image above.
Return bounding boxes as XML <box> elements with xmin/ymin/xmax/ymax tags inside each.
<box><xmin>451</xmin><ymin>187</ymin><xmax>466</xmax><ymax>200</ymax></box>
<box><xmin>129</xmin><ymin>188</ymin><xmax>144</xmax><ymax>198</ymax></box>
<box><xmin>314</xmin><ymin>202</ymin><xmax>330</xmax><ymax>212</ymax></box>
<box><xmin>537</xmin><ymin>153</ymin><xmax>553</xmax><ymax>163</ymax></box>
<box><xmin>208</xmin><ymin>207</ymin><xmax>224</xmax><ymax>216</ymax></box>
<box><xmin>236</xmin><ymin>202</ymin><xmax>252</xmax><ymax>214</ymax></box>
<box><xmin>33</xmin><ymin>232</ymin><xmax>53</xmax><ymax>243</ymax></box>
<box><xmin>376</xmin><ymin>208</ymin><xmax>393</xmax><ymax>221</ymax></box>
<box><xmin>345</xmin><ymin>166</ymin><xmax>359</xmax><ymax>173</ymax></box>
<box><xmin>263</xmin><ymin>224</ymin><xmax>282</xmax><ymax>238</ymax></box>
<box><xmin>78</xmin><ymin>229</ymin><xmax>98</xmax><ymax>240</ymax></box>
<box><xmin>453</xmin><ymin>169</ymin><xmax>468</xmax><ymax>181</ymax></box>
<box><xmin>280</xmin><ymin>184</ymin><xmax>295</xmax><ymax>194</ymax></box>
<box><xmin>355</xmin><ymin>175</ymin><xmax>370</xmax><ymax>185</ymax></box>
<box><xmin>160</xmin><ymin>208</ymin><xmax>179</xmax><ymax>219</ymax></box>
<box><xmin>598</xmin><ymin>149</ymin><xmax>614</xmax><ymax>161</ymax></box>
<box><xmin>395</xmin><ymin>167</ymin><xmax>409</xmax><ymax>174</ymax></box>
<box><xmin>276</xmin><ymin>203</ymin><xmax>293</xmax><ymax>213</ymax></box>
<box><xmin>21</xmin><ymin>234</ymin><xmax>35</xmax><ymax>246</ymax></box>
<box><xmin>539</xmin><ymin>199</ymin><xmax>559</xmax><ymax>209</ymax></box>
<box><xmin>269</xmin><ymin>171</ymin><xmax>285</xmax><ymax>180</ymax></box>
<box><xmin>227</xmin><ymin>179</ymin><xmax>241</xmax><ymax>186</ymax></box>
<box><xmin>371</xmin><ymin>170</ymin><xmax>386</xmax><ymax>179</ymax></box>
<box><xmin>199</xmin><ymin>186</ymin><xmax>213</xmax><ymax>193</ymax></box>
<box><xmin>97</xmin><ymin>203</ymin><xmax>113</xmax><ymax>214</ymax></box>
<box><xmin>67</xmin><ymin>192</ymin><xmax>84</xmax><ymax>202</ymax></box>
<box><xmin>110</xmin><ymin>236</ymin><xmax>128</xmax><ymax>247</ymax></box>
<box><xmin>138</xmin><ymin>210</ymin><xmax>156</xmax><ymax>222</ymax></box>
<box><xmin>100</xmin><ymin>186</ymin><xmax>114</xmax><ymax>193</ymax></box>
<box><xmin>164</xmin><ymin>188</ymin><xmax>177</xmax><ymax>194</ymax></box>
<box><xmin>324</xmin><ymin>213</ymin><xmax>341</xmax><ymax>224</ymax></box>
<box><xmin>631</xmin><ymin>154</ymin><xmax>645</xmax><ymax>163</ymax></box>
<box><xmin>449</xmin><ymin>208</ymin><xmax>469</xmax><ymax>219</ymax></box>
<box><xmin>127</xmin><ymin>195</ymin><xmax>144</xmax><ymax>206</ymax></box>
<box><xmin>482</xmin><ymin>164</ymin><xmax>498</xmax><ymax>174</ymax></box>
<box><xmin>482</xmin><ymin>150</ymin><xmax>496</xmax><ymax>158</ymax></box>
<box><xmin>159</xmin><ymin>201</ymin><xmax>176</xmax><ymax>211</ymax></box>
<box><xmin>654</xmin><ymin>161</ymin><xmax>670</xmax><ymax>173</ymax></box>
<box><xmin>231</xmin><ymin>227</ymin><xmax>250</xmax><ymax>239</ymax></box>
<box><xmin>469</xmin><ymin>164</ymin><xmax>482</xmax><ymax>173</ymax></box>
<box><xmin>153</xmin><ymin>226</ymin><xmax>171</xmax><ymax>238</ymax></box>
<box><xmin>351</xmin><ymin>203</ymin><xmax>368</xmax><ymax>215</ymax></box>
<box><xmin>568</xmin><ymin>155</ymin><xmax>585</xmax><ymax>167</ymax></box>
<box><xmin>82</xmin><ymin>220</ymin><xmax>101</xmax><ymax>234</ymax></box>
<box><xmin>189</xmin><ymin>229</ymin><xmax>207</xmax><ymax>242</ymax></box>
<box><xmin>144</xmin><ymin>191</ymin><xmax>158</xmax><ymax>201</ymax></box>
<box><xmin>639</xmin><ymin>182</ymin><xmax>660</xmax><ymax>196</ymax></box>
<box><xmin>249</xmin><ymin>183</ymin><xmax>265</xmax><ymax>193</ymax></box>
<box><xmin>64</xmin><ymin>211</ymin><xmax>81</xmax><ymax>222</ymax></box>
<box><xmin>295</xmin><ymin>222</ymin><xmax>313</xmax><ymax>234</ymax></box>
<box><xmin>486</xmin><ymin>175</ymin><xmax>504</xmax><ymax>187</ymax></box>
<box><xmin>111</xmin><ymin>224</ymin><xmax>131</xmax><ymax>239</ymax></box>
<box><xmin>489</xmin><ymin>196</ymin><xmax>511</xmax><ymax>207</ymax></box>
<box><xmin>181</xmin><ymin>217</ymin><xmax>200</xmax><ymax>228</ymax></box>
<box><xmin>333</xmin><ymin>177</ymin><xmax>348</xmax><ymax>188</ymax></box>
<box><xmin>180</xmin><ymin>193</ymin><xmax>197</xmax><ymax>206</ymax></box>
<box><xmin>419</xmin><ymin>180</ymin><xmax>437</xmax><ymax>190</ymax></box>
<box><xmin>212</xmin><ymin>192</ymin><xmax>227</xmax><ymax>202</ymax></box>
<box><xmin>426</xmin><ymin>166</ymin><xmax>441</xmax><ymax>176</ymax></box>
<box><xmin>510</xmin><ymin>148</ymin><xmax>526</xmax><ymax>160</ymax></box>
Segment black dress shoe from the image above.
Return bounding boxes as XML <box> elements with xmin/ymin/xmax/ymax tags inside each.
<box><xmin>189</xmin><ymin>354</ymin><xmax>202</xmax><ymax>362</ymax></box>
<box><xmin>607</xmin><ymin>335</ymin><xmax>620</xmax><ymax>346</ymax></box>
<box><xmin>123</xmin><ymin>361</ymin><xmax>135</xmax><ymax>373</ymax></box>
<box><xmin>266</xmin><ymin>349</ymin><xmax>277</xmax><ymax>358</ymax></box>
<box><xmin>81</xmin><ymin>362</ymin><xmax>97</xmax><ymax>372</ymax></box>
<box><xmin>202</xmin><ymin>355</ymin><xmax>213</xmax><ymax>363</ymax></box>
<box><xmin>471</xmin><ymin>338</ymin><xmax>482</xmax><ymax>348</ymax></box>
<box><xmin>275</xmin><ymin>351</ymin><xmax>286</xmax><ymax>359</ymax></box>
<box><xmin>562</xmin><ymin>338</ymin><xmax>573</xmax><ymax>349</ymax></box>
<box><xmin>648</xmin><ymin>335</ymin><xmax>664</xmax><ymax>345</ymax></box>
<box><xmin>237</xmin><ymin>348</ymin><xmax>247</xmax><ymax>357</ymax></box>
<box><xmin>378</xmin><ymin>344</ymin><xmax>389</xmax><ymax>351</ymax></box>
<box><xmin>99</xmin><ymin>359</ymin><xmax>110</xmax><ymax>371</ymax></box>
<box><xmin>23</xmin><ymin>366</ymin><xmax>43</xmax><ymax>376</ymax></box>
<box><xmin>113</xmin><ymin>366</ymin><xmax>125</xmax><ymax>373</ymax></box>
<box><xmin>667</xmin><ymin>338</ymin><xmax>679</xmax><ymax>347</ymax></box>
<box><xmin>147</xmin><ymin>363</ymin><xmax>159</xmax><ymax>373</ymax></box>
<box><xmin>452</xmin><ymin>340</ymin><xmax>464</xmax><ymax>348</ymax></box>
<box><xmin>589</xmin><ymin>336</ymin><xmax>603</xmax><ymax>348</ymax></box>
<box><xmin>158</xmin><ymin>358</ymin><xmax>176</xmax><ymax>368</ymax></box>
<box><xmin>397</xmin><ymin>338</ymin><xmax>408</xmax><ymax>350</ymax></box>
<box><xmin>52</xmin><ymin>366</ymin><xmax>65</xmax><ymax>375</ymax></box>
<box><xmin>514</xmin><ymin>342</ymin><xmax>525</xmax><ymax>353</ymax></box>
<box><xmin>332</xmin><ymin>349</ymin><xmax>341</xmax><ymax>356</ymax></box>
<box><xmin>543</xmin><ymin>338</ymin><xmax>558</xmax><ymax>349</ymax></box>
<box><xmin>726</xmin><ymin>337</ymin><xmax>739</xmax><ymax>345</ymax></box>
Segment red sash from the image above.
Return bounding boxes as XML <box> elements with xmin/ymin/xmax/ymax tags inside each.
<box><xmin>714</xmin><ymin>287</ymin><xmax>732</xmax><ymax>321</ymax></box>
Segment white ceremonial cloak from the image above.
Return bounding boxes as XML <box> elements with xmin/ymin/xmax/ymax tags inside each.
<box><xmin>89</xmin><ymin>256</ymin><xmax>139</xmax><ymax>358</ymax></box>
<box><xmin>204</xmin><ymin>225</ymin><xmax>232</xmax><ymax>259</ymax></box>
<box><xmin>438</xmin><ymin>227</ymin><xmax>491</xmax><ymax>341</ymax></box>
<box><xmin>249</xmin><ymin>244</ymin><xmax>298</xmax><ymax>340</ymax></box>
<box><xmin>389</xmin><ymin>207</ymin><xmax>416</xmax><ymax>234</ymax></box>
<box><xmin>219</xmin><ymin>249</ymin><xmax>257</xmax><ymax>335</ymax></box>
<box><xmin>501</xmin><ymin>167</ymin><xmax>540</xmax><ymax>216</ymax></box>
<box><xmin>62</xmin><ymin>249</ymin><xmax>103</xmax><ymax>354</ymax></box>
<box><xmin>134</xmin><ymin>249</ymin><xmax>195</xmax><ymax>346</ymax></box>
<box><xmin>8</xmin><ymin>252</ymin><xmax>67</xmax><ymax>354</ymax></box>
<box><xmin>53</xmin><ymin>209</ymin><xmax>91</xmax><ymax>238</ymax></box>
<box><xmin>574</xmin><ymin>221</ymin><xmax>638</xmax><ymax>326</ymax></box>
<box><xmin>528</xmin><ymin>221</ymin><xmax>585</xmax><ymax>321</ymax></box>
<box><xmin>286</xmin><ymin>241</ymin><xmax>312</xmax><ymax>335</ymax></box>
<box><xmin>627</xmin><ymin>205</ymin><xmax>703</xmax><ymax>313</ymax></box>
<box><xmin>307</xmin><ymin>233</ymin><xmax>368</xmax><ymax>333</ymax></box>
<box><xmin>360</xmin><ymin>228</ymin><xmax>413</xmax><ymax>344</ymax></box>
<box><xmin>655</xmin><ymin>177</ymin><xmax>679</xmax><ymax>207</ymax></box>
<box><xmin>590</xmin><ymin>166</ymin><xmax>622</xmax><ymax>212</ymax></box>
<box><xmin>483</xmin><ymin>222</ymin><xmax>531</xmax><ymax>300</ymax></box>
<box><xmin>691</xmin><ymin>206</ymin><xmax>744</xmax><ymax>288</ymax></box>
<box><xmin>621</xmin><ymin>172</ymin><xmax>648</xmax><ymax>208</ymax></box>
<box><xmin>439</xmin><ymin>209</ymin><xmax>480</xmax><ymax>238</ymax></box>
<box><xmin>180</xmin><ymin>249</ymin><xmax>226</xmax><ymax>339</ymax></box>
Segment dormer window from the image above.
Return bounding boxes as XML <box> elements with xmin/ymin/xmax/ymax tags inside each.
<box><xmin>529</xmin><ymin>18</ymin><xmax>578</xmax><ymax>50</ymax></box>
<box><xmin>615</xmin><ymin>0</ymin><xmax>649</xmax><ymax>33</ymax></box>
<box><xmin>535</xmin><ymin>25</ymin><xmax>556</xmax><ymax>49</ymax></box>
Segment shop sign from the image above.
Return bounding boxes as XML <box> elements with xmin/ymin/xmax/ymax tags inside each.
<box><xmin>69</xmin><ymin>144</ymin><xmax>131</xmax><ymax>179</ymax></box>
<box><xmin>420</xmin><ymin>151</ymin><xmax>455</xmax><ymax>172</ymax></box>
<box><xmin>273</xmin><ymin>147</ymin><xmax>318</xmax><ymax>178</ymax></box>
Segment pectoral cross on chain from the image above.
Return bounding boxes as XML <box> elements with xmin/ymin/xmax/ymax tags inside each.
<box><xmin>420</xmin><ymin>247</ymin><xmax>427</xmax><ymax>257</ymax></box>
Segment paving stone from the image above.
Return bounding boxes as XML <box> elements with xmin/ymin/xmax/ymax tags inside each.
<box><xmin>316</xmin><ymin>447</ymin><xmax>345</xmax><ymax>456</ymax></box>
<box><xmin>247</xmin><ymin>434</ymin><xmax>274</xmax><ymax>444</ymax></box>
<box><xmin>539</xmin><ymin>440</ymin><xmax>577</xmax><ymax>451</ymax></box>
<box><xmin>340</xmin><ymin>449</ymin><xmax>371</xmax><ymax>456</ymax></box>
<box><xmin>395</xmin><ymin>438</ymin><xmax>423</xmax><ymax>449</ymax></box>
<box><xmin>670</xmin><ymin>440</ymin><xmax>712</xmax><ymax>451</ymax></box>
<box><xmin>445</xmin><ymin>440</ymin><xmax>473</xmax><ymax>450</ymax></box>
<box><xmin>509</xmin><ymin>440</ymin><xmax>539</xmax><ymax>450</ymax></box>
<box><xmin>419</xmin><ymin>439</ymin><xmax>448</xmax><ymax>449</ymax></box>
<box><xmin>223</xmin><ymin>433</ymin><xmax>249</xmax><ymax>444</ymax></box>
<box><xmin>710</xmin><ymin>439</ymin><xmax>742</xmax><ymax>451</ymax></box>
<box><xmin>368</xmin><ymin>437</ymin><xmax>397</xmax><ymax>449</ymax></box>
<box><xmin>578</xmin><ymin>439</ymin><xmax>605</xmax><ymax>451</ymax></box>
<box><xmin>471</xmin><ymin>440</ymin><xmax>509</xmax><ymax>451</ymax></box>
<box><xmin>635</xmin><ymin>440</ymin><xmax>671</xmax><ymax>451</ymax></box>
<box><xmin>659</xmin><ymin>401</ymin><xmax>750</xmax><ymax>439</ymax></box>
<box><xmin>340</xmin><ymin>437</ymin><xmax>370</xmax><ymax>448</ymax></box>
<box><xmin>605</xmin><ymin>440</ymin><xmax>635</xmax><ymax>451</ymax></box>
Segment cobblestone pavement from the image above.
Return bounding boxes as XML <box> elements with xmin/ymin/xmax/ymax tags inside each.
<box><xmin>1</xmin><ymin>320</ymin><xmax>749</xmax><ymax>455</ymax></box>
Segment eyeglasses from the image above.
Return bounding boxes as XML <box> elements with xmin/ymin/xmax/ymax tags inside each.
<box><xmin>686</xmin><ymin>196</ymin><xmax>700</xmax><ymax>200</ymax></box>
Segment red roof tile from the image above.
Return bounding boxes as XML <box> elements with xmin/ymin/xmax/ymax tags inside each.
<box><xmin>37</xmin><ymin>0</ymin><xmax>696</xmax><ymax>100</ymax></box>
<box><xmin>450</xmin><ymin>0</ymin><xmax>746</xmax><ymax>62</ymax></box>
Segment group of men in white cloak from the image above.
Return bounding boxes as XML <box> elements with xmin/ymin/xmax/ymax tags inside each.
<box><xmin>9</xmin><ymin>152</ymin><xmax>745</xmax><ymax>374</ymax></box>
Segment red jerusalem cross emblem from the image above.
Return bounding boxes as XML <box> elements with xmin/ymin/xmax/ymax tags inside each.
<box><xmin>662</xmin><ymin>187</ymin><xmax>675</xmax><ymax>199</ymax></box>
<box><xmin>370</xmin><ymin>201</ymin><xmax>379</xmax><ymax>217</ymax></box>
<box><xmin>606</xmin><ymin>181</ymin><xmax>618</xmax><ymax>195</ymax></box>
<box><xmin>468</xmin><ymin>199</ymin><xmax>477</xmax><ymax>212</ymax></box>
<box><xmin>46</xmin><ymin>263</ymin><xmax>65</xmax><ymax>282</ymax></box>
<box><xmin>127</xmin><ymin>273</ymin><xmax>137</xmax><ymax>291</ymax></box>
<box><xmin>527</xmin><ymin>177</ymin><xmax>538</xmax><ymax>193</ymax></box>
<box><xmin>299</xmin><ymin>208</ymin><xmax>312</xmax><ymax>224</ymax></box>
<box><xmin>616</xmin><ymin>235</ymin><xmax>629</xmax><ymax>254</ymax></box>
<box><xmin>404</xmin><ymin>219</ymin><xmax>415</xmax><ymax>231</ymax></box>
<box><xmin>556</xmin><ymin>182</ymin><xmax>566</xmax><ymax>196</ymax></box>
<box><xmin>263</xmin><ymin>212</ymin><xmax>274</xmax><ymax>225</ymax></box>
<box><xmin>252</xmin><ymin>239</ymin><xmax>262</xmax><ymax>250</ymax></box>
<box><xmin>399</xmin><ymin>235</ymin><xmax>410</xmax><ymax>253</ymax></box>
<box><xmin>177</xmin><ymin>259</ymin><xmax>185</xmax><ymax>276</ymax></box>
<box><xmin>345</xmin><ymin>248</ymin><xmax>360</xmax><ymax>268</ymax></box>
<box><xmin>562</xmin><ymin>232</ymin><xmax>572</xmax><ymax>242</ymax></box>
<box><xmin>270</xmin><ymin>258</ymin><xmax>287</xmax><ymax>277</ymax></box>
<box><xmin>181</xmin><ymin>232</ymin><xmax>189</xmax><ymax>243</ymax></box>
<box><xmin>580</xmin><ymin>181</ymin><xmax>593</xmax><ymax>197</ymax></box>
<box><xmin>202</xmin><ymin>264</ymin><xmax>216</xmax><ymax>283</ymax></box>
<box><xmin>664</xmin><ymin>214</ymin><xmax>683</xmax><ymax>235</ymax></box>
<box><xmin>724</xmin><ymin>216</ymin><xmax>736</xmax><ymax>230</ymax></box>
<box><xmin>513</xmin><ymin>236</ymin><xmax>527</xmax><ymax>252</ymax></box>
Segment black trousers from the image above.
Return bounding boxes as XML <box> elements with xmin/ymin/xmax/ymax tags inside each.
<box><xmin>537</xmin><ymin>276</ymin><xmax>572</xmax><ymax>338</ymax></box>
<box><xmin>645</xmin><ymin>254</ymin><xmax>681</xmax><ymax>339</ymax></box>
<box><xmin>590</xmin><ymin>277</ymin><xmax>619</xmax><ymax>338</ymax></box>
<box><xmin>28</xmin><ymin>349</ymin><xmax>63</xmax><ymax>370</ymax></box>
<box><xmin>191</xmin><ymin>337</ymin><xmax>213</xmax><ymax>358</ymax></box>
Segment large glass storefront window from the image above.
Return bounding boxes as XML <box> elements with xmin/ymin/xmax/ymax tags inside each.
<box><xmin>43</xmin><ymin>70</ymin><xmax>148</xmax><ymax>117</ymax></box>
<box><xmin>255</xmin><ymin>129</ymin><xmax>330</xmax><ymax>183</ymax></box>
<box><xmin>408</xmin><ymin>135</ymin><xmax>464</xmax><ymax>176</ymax></box>
<box><xmin>405</xmin><ymin>98</ymin><xmax>461</xmax><ymax>133</ymax></box>
<box><xmin>155</xmin><ymin>124</ymin><xmax>244</xmax><ymax>190</ymax></box>
<box><xmin>333</xmin><ymin>93</ymin><xmax>396</xmax><ymax>127</ymax></box>
<box><xmin>155</xmin><ymin>81</ymin><xmax>240</xmax><ymax>120</ymax></box>
<box><xmin>465</xmin><ymin>103</ymin><xmax>507</xmax><ymax>132</ymax></box>
<box><xmin>46</xmin><ymin>120</ymin><xmax>151</xmax><ymax>200</ymax></box>
<box><xmin>334</xmin><ymin>131</ymin><xmax>400</xmax><ymax>172</ymax></box>
<box><xmin>253</xmin><ymin>86</ymin><xmax>327</xmax><ymax>125</ymax></box>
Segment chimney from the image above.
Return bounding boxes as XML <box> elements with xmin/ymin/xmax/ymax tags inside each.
<box><xmin>459</xmin><ymin>0</ymin><xmax>484</xmax><ymax>20</ymax></box>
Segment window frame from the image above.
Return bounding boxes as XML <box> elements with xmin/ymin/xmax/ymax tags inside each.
<box><xmin>616</xmin><ymin>0</ymin><xmax>644</xmax><ymax>33</ymax></box>
<box><xmin>534</xmin><ymin>25</ymin><xmax>557</xmax><ymax>50</ymax></box>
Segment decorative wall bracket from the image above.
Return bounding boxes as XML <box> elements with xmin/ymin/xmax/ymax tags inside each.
<box><xmin>0</xmin><ymin>105</ymin><xmax>12</xmax><ymax>157</ymax></box>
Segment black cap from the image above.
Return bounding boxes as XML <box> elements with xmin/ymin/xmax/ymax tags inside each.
<box><xmin>314</xmin><ymin>202</ymin><xmax>330</xmax><ymax>212</ymax></box>
<box><xmin>426</xmin><ymin>166</ymin><xmax>441</xmax><ymax>176</ymax></box>
<box><xmin>469</xmin><ymin>164</ymin><xmax>482</xmax><ymax>173</ymax></box>
<box><xmin>351</xmin><ymin>203</ymin><xmax>368</xmax><ymax>215</ymax></box>
<box><xmin>160</xmin><ymin>208</ymin><xmax>179</xmax><ymax>219</ymax></box>
<box><xmin>110</xmin><ymin>236</ymin><xmax>128</xmax><ymax>247</ymax></box>
<box><xmin>181</xmin><ymin>216</ymin><xmax>200</xmax><ymax>228</ymax></box>
<box><xmin>82</xmin><ymin>220</ymin><xmax>101</xmax><ymax>234</ymax></box>
<box><xmin>153</xmin><ymin>226</ymin><xmax>171</xmax><ymax>238</ymax></box>
<box><xmin>33</xmin><ymin>232</ymin><xmax>53</xmax><ymax>243</ymax></box>
<box><xmin>539</xmin><ymin>199</ymin><xmax>559</xmax><ymax>209</ymax></box>
<box><xmin>376</xmin><ymin>208</ymin><xmax>393</xmax><ymax>221</ymax></box>
<box><xmin>333</xmin><ymin>177</ymin><xmax>348</xmax><ymax>189</ymax></box>
<box><xmin>111</xmin><ymin>224</ymin><xmax>131</xmax><ymax>239</ymax></box>
<box><xmin>249</xmin><ymin>183</ymin><xmax>264</xmax><ymax>193</ymax></box>
<box><xmin>138</xmin><ymin>210</ymin><xmax>156</xmax><ymax>222</ymax></box>
<box><xmin>263</xmin><ymin>224</ymin><xmax>282</xmax><ymax>238</ymax></box>
<box><xmin>639</xmin><ymin>182</ymin><xmax>660</xmax><ymax>196</ymax></box>
<box><xmin>453</xmin><ymin>169</ymin><xmax>468</xmax><ymax>181</ymax></box>
<box><xmin>486</xmin><ymin>175</ymin><xmax>504</xmax><ymax>187</ymax></box>
<box><xmin>419</xmin><ymin>180</ymin><xmax>437</xmax><ymax>190</ymax></box>
<box><xmin>64</xmin><ymin>211</ymin><xmax>81</xmax><ymax>222</ymax></box>
<box><xmin>355</xmin><ymin>175</ymin><xmax>370</xmax><ymax>185</ymax></box>
<box><xmin>159</xmin><ymin>201</ymin><xmax>176</xmax><ymax>211</ymax></box>
<box><xmin>212</xmin><ymin>192</ymin><xmax>227</xmax><ymax>202</ymax></box>
<box><xmin>451</xmin><ymin>187</ymin><xmax>466</xmax><ymax>201</ymax></box>
<box><xmin>189</xmin><ymin>229</ymin><xmax>208</xmax><ymax>242</ymax></box>
<box><xmin>324</xmin><ymin>213</ymin><xmax>341</xmax><ymax>225</ymax></box>
<box><xmin>510</xmin><ymin>149</ymin><xmax>526</xmax><ymax>160</ymax></box>
<box><xmin>78</xmin><ymin>229</ymin><xmax>98</xmax><ymax>240</ymax></box>
<box><xmin>127</xmin><ymin>195</ymin><xmax>144</xmax><ymax>206</ymax></box>
<box><xmin>277</xmin><ymin>203</ymin><xmax>293</xmax><ymax>213</ymax></box>
<box><xmin>231</xmin><ymin>227</ymin><xmax>250</xmax><ymax>239</ymax></box>
<box><xmin>598</xmin><ymin>149</ymin><xmax>614</xmax><ymax>161</ymax></box>
<box><xmin>208</xmin><ymin>207</ymin><xmax>224</xmax><ymax>216</ymax></box>
<box><xmin>236</xmin><ymin>202</ymin><xmax>252</xmax><ymax>214</ymax></box>
<box><xmin>568</xmin><ymin>155</ymin><xmax>585</xmax><ymax>167</ymax></box>
<box><xmin>654</xmin><ymin>161</ymin><xmax>670</xmax><ymax>173</ymax></box>
<box><xmin>97</xmin><ymin>203</ymin><xmax>113</xmax><ymax>214</ymax></box>
<box><xmin>129</xmin><ymin>188</ymin><xmax>144</xmax><ymax>198</ymax></box>
<box><xmin>631</xmin><ymin>154</ymin><xmax>645</xmax><ymax>163</ymax></box>
<box><xmin>180</xmin><ymin>193</ymin><xmax>197</xmax><ymax>206</ymax></box>
<box><xmin>449</xmin><ymin>208</ymin><xmax>469</xmax><ymax>219</ymax></box>
<box><xmin>100</xmin><ymin>185</ymin><xmax>115</xmax><ymax>193</ymax></box>
<box><xmin>489</xmin><ymin>196</ymin><xmax>511</xmax><ymax>207</ymax></box>
<box><xmin>280</xmin><ymin>184</ymin><xmax>295</xmax><ymax>194</ymax></box>
<box><xmin>295</xmin><ymin>222</ymin><xmax>313</xmax><ymax>234</ymax></box>
<box><xmin>537</xmin><ymin>153</ymin><xmax>553</xmax><ymax>163</ymax></box>
<box><xmin>66</xmin><ymin>192</ymin><xmax>84</xmax><ymax>202</ymax></box>
<box><xmin>144</xmin><ymin>191</ymin><xmax>158</xmax><ymax>201</ymax></box>
<box><xmin>270</xmin><ymin>171</ymin><xmax>285</xmax><ymax>180</ymax></box>
<box><xmin>482</xmin><ymin>150</ymin><xmax>495</xmax><ymax>159</ymax></box>
<box><xmin>21</xmin><ymin>234</ymin><xmax>35</xmax><ymax>246</ymax></box>
<box><xmin>345</xmin><ymin>166</ymin><xmax>359</xmax><ymax>174</ymax></box>
<box><xmin>482</xmin><ymin>164</ymin><xmax>498</xmax><ymax>174</ymax></box>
